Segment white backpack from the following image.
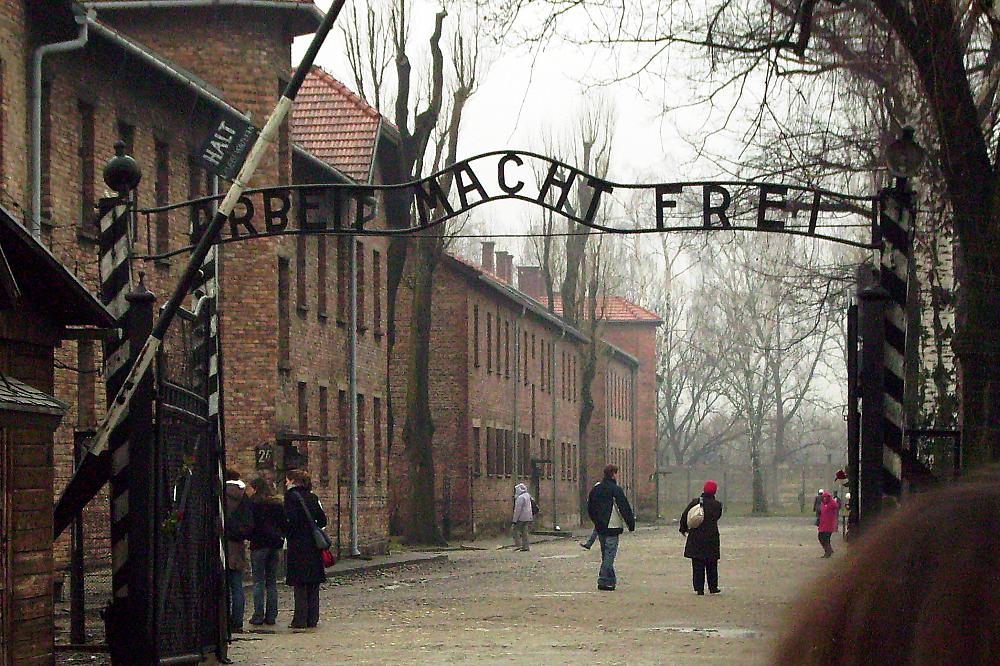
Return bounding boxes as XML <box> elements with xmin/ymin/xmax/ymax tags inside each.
<box><xmin>686</xmin><ymin>498</ymin><xmax>705</xmax><ymax>529</ymax></box>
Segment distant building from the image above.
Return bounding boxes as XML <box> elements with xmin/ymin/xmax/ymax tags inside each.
<box><xmin>391</xmin><ymin>242</ymin><xmax>661</xmax><ymax>537</ymax></box>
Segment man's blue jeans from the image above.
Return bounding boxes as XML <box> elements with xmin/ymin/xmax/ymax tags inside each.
<box><xmin>250</xmin><ymin>548</ymin><xmax>280</xmax><ymax>624</ymax></box>
<box><xmin>226</xmin><ymin>568</ymin><xmax>245</xmax><ymax>629</ymax></box>
<box><xmin>598</xmin><ymin>533</ymin><xmax>619</xmax><ymax>589</ymax></box>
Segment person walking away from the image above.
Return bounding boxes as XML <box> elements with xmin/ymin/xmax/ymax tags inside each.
<box><xmin>284</xmin><ymin>470</ymin><xmax>327</xmax><ymax>629</ymax></box>
<box><xmin>224</xmin><ymin>470</ymin><xmax>254</xmax><ymax>632</ymax></box>
<box><xmin>813</xmin><ymin>489</ymin><xmax>824</xmax><ymax>526</ymax></box>
<box><xmin>248</xmin><ymin>477</ymin><xmax>285</xmax><ymax>626</ymax></box>
<box><xmin>512</xmin><ymin>483</ymin><xmax>534</xmax><ymax>551</ymax></box>
<box><xmin>680</xmin><ymin>480</ymin><xmax>724</xmax><ymax>595</ymax></box>
<box><xmin>817</xmin><ymin>491</ymin><xmax>840</xmax><ymax>557</ymax></box>
<box><xmin>587</xmin><ymin>464</ymin><xmax>636</xmax><ymax>591</ymax></box>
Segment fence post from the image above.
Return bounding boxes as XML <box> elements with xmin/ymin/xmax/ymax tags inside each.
<box><xmin>858</xmin><ymin>276</ymin><xmax>888</xmax><ymax>527</ymax></box>
<box><xmin>70</xmin><ymin>430</ymin><xmax>93</xmax><ymax>644</ymax></box>
<box><xmin>125</xmin><ymin>276</ymin><xmax>157</xmax><ymax>663</ymax></box>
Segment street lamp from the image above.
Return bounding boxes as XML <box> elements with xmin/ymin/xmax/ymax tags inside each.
<box><xmin>885</xmin><ymin>126</ymin><xmax>926</xmax><ymax>191</ymax></box>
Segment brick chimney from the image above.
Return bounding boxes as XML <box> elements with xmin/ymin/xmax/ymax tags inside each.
<box><xmin>496</xmin><ymin>251</ymin><xmax>514</xmax><ymax>283</ymax></box>
<box><xmin>517</xmin><ymin>266</ymin><xmax>545</xmax><ymax>301</ymax></box>
<box><xmin>481</xmin><ymin>241</ymin><xmax>495</xmax><ymax>274</ymax></box>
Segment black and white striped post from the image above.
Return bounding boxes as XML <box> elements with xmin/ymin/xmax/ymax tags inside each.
<box><xmin>97</xmin><ymin>196</ymin><xmax>135</xmax><ymax>607</ymax></box>
<box><xmin>877</xmin><ymin>185</ymin><xmax>914</xmax><ymax>497</ymax></box>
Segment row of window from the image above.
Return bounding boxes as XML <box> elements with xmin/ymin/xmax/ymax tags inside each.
<box><xmin>608</xmin><ymin>447</ymin><xmax>632</xmax><ymax>491</ymax></box>
<box><xmin>295</xmin><ymin>382</ymin><xmax>383</xmax><ymax>489</ymax></box>
<box><xmin>277</xmin><ymin>241</ymin><xmax>382</xmax><ymax>368</ymax></box>
<box><xmin>472</xmin><ymin>304</ymin><xmax>579</xmax><ymax>403</ymax></box>
<box><xmin>37</xmin><ymin>79</ymin><xmax>291</xmax><ymax>248</ymax></box>
<box><xmin>470</xmin><ymin>427</ymin><xmax>578</xmax><ymax>482</ymax></box>
<box><xmin>608</xmin><ymin>371</ymin><xmax>633</xmax><ymax>421</ymax></box>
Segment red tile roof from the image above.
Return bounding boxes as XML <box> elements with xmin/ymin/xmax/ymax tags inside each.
<box><xmin>552</xmin><ymin>294</ymin><xmax>663</xmax><ymax>324</ymax></box>
<box><xmin>291</xmin><ymin>66</ymin><xmax>382</xmax><ymax>182</ymax></box>
<box><xmin>448</xmin><ymin>252</ymin><xmax>661</xmax><ymax>324</ymax></box>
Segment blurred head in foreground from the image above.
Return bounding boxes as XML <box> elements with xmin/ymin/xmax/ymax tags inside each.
<box><xmin>774</xmin><ymin>476</ymin><xmax>998</xmax><ymax>665</ymax></box>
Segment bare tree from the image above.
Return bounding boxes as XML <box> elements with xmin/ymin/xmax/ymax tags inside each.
<box><xmin>488</xmin><ymin>0</ymin><xmax>1000</xmax><ymax>466</ymax></box>
<box><xmin>344</xmin><ymin>0</ymin><xmax>486</xmax><ymax>543</ymax></box>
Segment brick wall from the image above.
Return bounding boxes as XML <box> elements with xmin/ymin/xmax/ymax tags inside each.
<box><xmin>588</xmin><ymin>323</ymin><xmax>658</xmax><ymax>518</ymax></box>
<box><xmin>390</xmin><ymin>259</ymin><xmax>585</xmax><ymax>539</ymax></box>
<box><xmin>0</xmin><ymin>1</ymin><xmax>28</xmax><ymax>214</ymax></box>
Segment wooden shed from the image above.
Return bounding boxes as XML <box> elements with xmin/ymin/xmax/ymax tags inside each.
<box><xmin>0</xmin><ymin>207</ymin><xmax>114</xmax><ymax>666</ymax></box>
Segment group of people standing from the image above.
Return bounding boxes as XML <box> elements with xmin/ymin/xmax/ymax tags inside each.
<box><xmin>224</xmin><ymin>468</ymin><xmax>329</xmax><ymax>632</ymax></box>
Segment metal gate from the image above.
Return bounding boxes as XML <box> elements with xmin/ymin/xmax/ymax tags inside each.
<box><xmin>154</xmin><ymin>302</ymin><xmax>225</xmax><ymax>661</ymax></box>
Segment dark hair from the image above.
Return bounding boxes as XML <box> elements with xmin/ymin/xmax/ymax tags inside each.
<box><xmin>603</xmin><ymin>464</ymin><xmax>618</xmax><ymax>479</ymax></box>
<box><xmin>286</xmin><ymin>469</ymin><xmax>312</xmax><ymax>490</ymax></box>
<box><xmin>774</xmin><ymin>479</ymin><xmax>1000</xmax><ymax>665</ymax></box>
<box><xmin>249</xmin><ymin>477</ymin><xmax>274</xmax><ymax>499</ymax></box>
<box><xmin>224</xmin><ymin>468</ymin><xmax>241</xmax><ymax>482</ymax></box>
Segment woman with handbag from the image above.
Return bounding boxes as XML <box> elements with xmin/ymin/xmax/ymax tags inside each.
<box><xmin>283</xmin><ymin>470</ymin><xmax>328</xmax><ymax>629</ymax></box>
<box><xmin>679</xmin><ymin>480</ymin><xmax>724</xmax><ymax>595</ymax></box>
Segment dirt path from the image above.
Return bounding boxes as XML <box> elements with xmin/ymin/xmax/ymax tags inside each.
<box><xmin>228</xmin><ymin>517</ymin><xmax>836</xmax><ymax>665</ymax></box>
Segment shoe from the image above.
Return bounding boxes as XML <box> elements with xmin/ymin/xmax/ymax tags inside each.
<box><xmin>709</xmin><ymin>589</ymin><xmax>721</xmax><ymax>594</ymax></box>
<box><xmin>231</xmin><ymin>626</ymin><xmax>245</xmax><ymax>633</ymax></box>
<box><xmin>288</xmin><ymin>623</ymin><xmax>307</xmax><ymax>629</ymax></box>
<box><xmin>579</xmin><ymin>542</ymin><xmax>592</xmax><ymax>550</ymax></box>
<box><xmin>597</xmin><ymin>585</ymin><xmax>615</xmax><ymax>591</ymax></box>
<box><xmin>263</xmin><ymin>619</ymin><xmax>276</xmax><ymax>626</ymax></box>
<box><xmin>695</xmin><ymin>591</ymin><xmax>705</xmax><ymax>595</ymax></box>
<box><xmin>249</xmin><ymin>617</ymin><xmax>264</xmax><ymax>626</ymax></box>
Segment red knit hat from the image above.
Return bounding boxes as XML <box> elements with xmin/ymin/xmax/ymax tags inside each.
<box><xmin>704</xmin><ymin>480</ymin><xmax>718</xmax><ymax>495</ymax></box>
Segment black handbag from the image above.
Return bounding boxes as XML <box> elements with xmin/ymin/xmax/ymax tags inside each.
<box><xmin>295</xmin><ymin>492</ymin><xmax>333</xmax><ymax>551</ymax></box>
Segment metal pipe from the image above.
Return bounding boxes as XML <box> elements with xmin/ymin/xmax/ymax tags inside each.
<box><xmin>31</xmin><ymin>11</ymin><xmax>91</xmax><ymax>237</ymax></box>
<box><xmin>630</xmin><ymin>363</ymin><xmax>638</xmax><ymax>511</ymax></box>
<box><xmin>348</xmin><ymin>233</ymin><xmax>360</xmax><ymax>556</ymax></box>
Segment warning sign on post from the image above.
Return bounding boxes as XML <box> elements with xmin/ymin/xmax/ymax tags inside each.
<box><xmin>197</xmin><ymin>112</ymin><xmax>258</xmax><ymax>181</ymax></box>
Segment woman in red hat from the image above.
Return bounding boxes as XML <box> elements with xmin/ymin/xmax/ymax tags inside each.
<box><xmin>679</xmin><ymin>480</ymin><xmax>724</xmax><ymax>595</ymax></box>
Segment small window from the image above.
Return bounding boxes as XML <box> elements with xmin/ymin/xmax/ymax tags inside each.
<box><xmin>319</xmin><ymin>386</ymin><xmax>329</xmax><ymax>487</ymax></box>
<box><xmin>277</xmin><ymin>258</ymin><xmax>290</xmax><ymax>369</ymax></box>
<box><xmin>486</xmin><ymin>427</ymin><xmax>494</xmax><ymax>476</ymax></box>
<box><xmin>336</xmin><ymin>236</ymin><xmax>348</xmax><ymax>324</ymax></box>
<box><xmin>296</xmin><ymin>234</ymin><xmax>307</xmax><ymax>312</ymax></box>
<box><xmin>317</xmin><ymin>236</ymin><xmax>327</xmax><ymax>319</ymax></box>
<box><xmin>77</xmin><ymin>101</ymin><xmax>95</xmax><ymax>235</ymax></box>
<box><xmin>374</xmin><ymin>397</ymin><xmax>383</xmax><ymax>483</ymax></box>
<box><xmin>155</xmin><ymin>140</ymin><xmax>170</xmax><ymax>257</ymax></box>
<box><xmin>473</xmin><ymin>305</ymin><xmax>480</xmax><ymax>368</ymax></box>
<box><xmin>338</xmin><ymin>391</ymin><xmax>348</xmax><ymax>476</ymax></box>
<box><xmin>486</xmin><ymin>313</ymin><xmax>493</xmax><ymax>374</ymax></box>
<box><xmin>357</xmin><ymin>394</ymin><xmax>366</xmax><ymax>484</ymax></box>
<box><xmin>472</xmin><ymin>427</ymin><xmax>481</xmax><ymax>476</ymax></box>
<box><xmin>357</xmin><ymin>242</ymin><xmax>366</xmax><ymax>331</ymax></box>
<box><xmin>373</xmin><ymin>250</ymin><xmax>382</xmax><ymax>334</ymax></box>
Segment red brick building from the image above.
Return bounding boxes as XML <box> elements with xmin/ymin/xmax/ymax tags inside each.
<box><xmin>1</xmin><ymin>0</ymin><xmax>394</xmax><ymax>562</ymax></box>
<box><xmin>0</xmin><ymin>203</ymin><xmax>114</xmax><ymax>666</ymax></box>
<box><xmin>391</xmin><ymin>242</ymin><xmax>661</xmax><ymax>537</ymax></box>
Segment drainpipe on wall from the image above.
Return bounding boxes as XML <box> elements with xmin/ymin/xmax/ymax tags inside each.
<box><xmin>630</xmin><ymin>364</ymin><xmax>639</xmax><ymax>512</ymax></box>
<box><xmin>31</xmin><ymin>10</ymin><xmax>94</xmax><ymax>238</ymax></box>
<box><xmin>512</xmin><ymin>306</ymin><xmax>524</xmax><ymax>483</ymax></box>
<box><xmin>349</xmin><ymin>234</ymin><xmax>360</xmax><ymax>556</ymax></box>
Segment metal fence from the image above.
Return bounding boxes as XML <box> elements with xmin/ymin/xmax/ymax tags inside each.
<box><xmin>154</xmin><ymin>305</ymin><xmax>224</xmax><ymax>661</ymax></box>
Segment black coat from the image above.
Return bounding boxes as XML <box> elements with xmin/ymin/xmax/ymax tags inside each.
<box><xmin>250</xmin><ymin>497</ymin><xmax>286</xmax><ymax>551</ymax></box>
<box><xmin>587</xmin><ymin>478</ymin><xmax>636</xmax><ymax>536</ymax></box>
<box><xmin>680</xmin><ymin>493</ymin><xmax>723</xmax><ymax>561</ymax></box>
<box><xmin>284</xmin><ymin>486</ymin><xmax>328</xmax><ymax>585</ymax></box>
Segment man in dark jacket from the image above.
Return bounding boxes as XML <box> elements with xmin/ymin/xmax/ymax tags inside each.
<box><xmin>680</xmin><ymin>480</ymin><xmax>724</xmax><ymax>595</ymax></box>
<box><xmin>587</xmin><ymin>464</ymin><xmax>636</xmax><ymax>591</ymax></box>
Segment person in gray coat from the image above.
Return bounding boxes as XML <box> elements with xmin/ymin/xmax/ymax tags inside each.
<box><xmin>511</xmin><ymin>483</ymin><xmax>534</xmax><ymax>551</ymax></box>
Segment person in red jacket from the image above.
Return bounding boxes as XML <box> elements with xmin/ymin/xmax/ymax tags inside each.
<box><xmin>817</xmin><ymin>491</ymin><xmax>840</xmax><ymax>557</ymax></box>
